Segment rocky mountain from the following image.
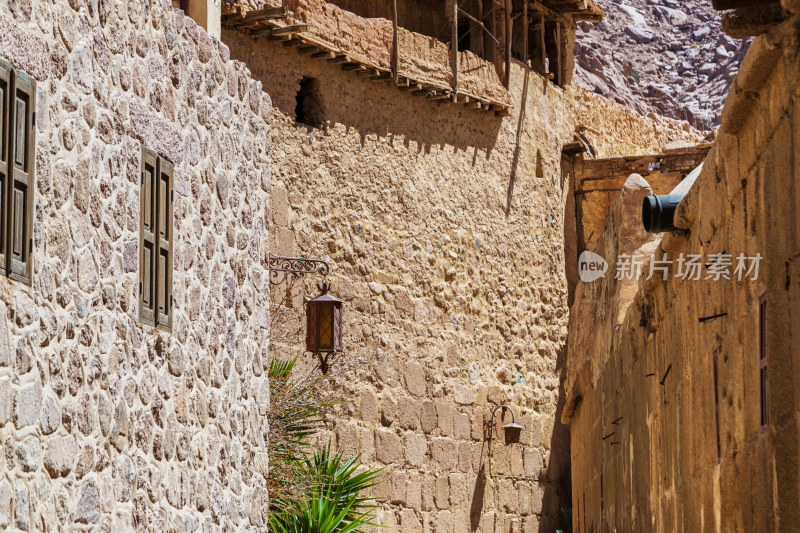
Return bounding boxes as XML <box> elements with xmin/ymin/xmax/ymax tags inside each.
<box><xmin>575</xmin><ymin>0</ymin><xmax>751</xmax><ymax>130</ymax></box>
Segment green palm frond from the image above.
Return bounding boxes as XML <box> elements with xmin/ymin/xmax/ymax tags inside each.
<box><xmin>269</xmin><ymin>442</ymin><xmax>384</xmax><ymax>533</ymax></box>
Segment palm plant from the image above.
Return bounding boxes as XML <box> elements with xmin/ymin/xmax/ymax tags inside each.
<box><xmin>268</xmin><ymin>356</ymin><xmax>331</xmax><ymax>510</ymax></box>
<box><xmin>269</xmin><ymin>443</ymin><xmax>384</xmax><ymax>533</ymax></box>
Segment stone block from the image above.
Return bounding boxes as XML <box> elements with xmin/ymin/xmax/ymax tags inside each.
<box><xmin>453</xmin><ymin>509</ymin><xmax>470</xmax><ymax>533</ymax></box>
<box><xmin>435</xmin><ymin>400</ymin><xmax>454</xmax><ymax>436</ymax></box>
<box><xmin>271</xmin><ymin>187</ymin><xmax>289</xmax><ymax>226</ymax></box>
<box><xmin>436</xmin><ymin>510</ymin><xmax>454</xmax><ymax>533</ymax></box>
<box><xmin>16</xmin><ymin>437</ymin><xmax>42</xmax><ymax>472</ymax></box>
<box><xmin>399</xmin><ymin>508</ymin><xmax>422</xmax><ymax>533</ymax></box>
<box><xmin>13</xmin><ymin>382</ymin><xmax>41</xmax><ymax>428</ymax></box>
<box><xmin>14</xmin><ymin>484</ymin><xmax>29</xmax><ymax>531</ymax></box>
<box><xmin>0</xmin><ymin>478</ymin><xmax>11</xmax><ymax>529</ymax></box>
<box><xmin>522</xmin><ymin>514</ymin><xmax>539</xmax><ymax>533</ymax></box>
<box><xmin>457</xmin><ymin>442</ymin><xmax>472</xmax><ymax>473</ymax></box>
<box><xmin>434</xmin><ymin>476</ymin><xmax>449</xmax><ymax>509</ymax></box>
<box><xmin>453</xmin><ymin>385</ymin><xmax>475</xmax><ymax>406</ymax></box>
<box><xmin>358</xmin><ymin>427</ymin><xmax>375</xmax><ymax>462</ymax></box>
<box><xmin>421</xmin><ymin>476</ymin><xmax>435</xmax><ymax>511</ymax></box>
<box><xmin>404</xmin><ymin>362</ymin><xmax>426</xmax><ymax>397</ymax></box>
<box><xmin>398</xmin><ymin>396</ymin><xmax>420</xmax><ymax>430</ymax></box>
<box><xmin>404</xmin><ymin>432</ymin><xmax>427</xmax><ymax>467</ymax></box>
<box><xmin>453</xmin><ymin>411</ymin><xmax>471</xmax><ymax>441</ymax></box>
<box><xmin>391</xmin><ymin>471</ymin><xmax>407</xmax><ymax>505</ymax></box>
<box><xmin>406</xmin><ymin>472</ymin><xmax>423</xmax><ymax>510</ymax></box>
<box><xmin>420</xmin><ymin>401</ymin><xmax>437</xmax><ymax>434</ymax></box>
<box><xmin>336</xmin><ymin>421</ymin><xmax>359</xmax><ymax>459</ymax></box>
<box><xmin>376</xmin><ymin>429</ymin><xmax>403</xmax><ymax>464</ymax></box>
<box><xmin>447</xmin><ymin>473</ymin><xmax>468</xmax><ymax>508</ymax></box>
<box><xmin>0</xmin><ymin>378</ymin><xmax>12</xmax><ymax>425</ymax></box>
<box><xmin>360</xmin><ymin>387</ymin><xmax>378</xmax><ymax>424</ymax></box>
<box><xmin>430</xmin><ymin>438</ymin><xmax>457</xmax><ymax>472</ymax></box>
<box><xmin>523</xmin><ymin>448</ymin><xmax>543</xmax><ymax>478</ymax></box>
<box><xmin>44</xmin><ymin>435</ymin><xmax>79</xmax><ymax>478</ymax></box>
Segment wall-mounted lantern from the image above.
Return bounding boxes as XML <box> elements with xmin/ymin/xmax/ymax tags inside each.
<box><xmin>305</xmin><ymin>282</ymin><xmax>343</xmax><ymax>373</ymax></box>
<box><xmin>486</xmin><ymin>403</ymin><xmax>525</xmax><ymax>478</ymax></box>
<box><xmin>268</xmin><ymin>254</ymin><xmax>342</xmax><ymax>374</ymax></box>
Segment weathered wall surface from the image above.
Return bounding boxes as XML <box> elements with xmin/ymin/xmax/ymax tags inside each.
<box><xmin>227</xmin><ymin>27</ymin><xmax>577</xmax><ymax>532</ymax></box>
<box><xmin>574</xmin><ymin>146</ymin><xmax>709</xmax><ymax>255</ymax></box>
<box><xmin>231</xmin><ymin>0</ymin><xmax>512</xmax><ymax>105</ymax></box>
<box><xmin>563</xmin><ymin>16</ymin><xmax>800</xmax><ymax>532</ymax></box>
<box><xmin>575</xmin><ymin>87</ymin><xmax>707</xmax><ymax>159</ymax></box>
<box><xmin>0</xmin><ymin>0</ymin><xmax>272</xmax><ymax>529</ymax></box>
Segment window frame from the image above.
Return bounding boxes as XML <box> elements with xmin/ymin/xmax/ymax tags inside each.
<box><xmin>138</xmin><ymin>146</ymin><xmax>173</xmax><ymax>331</ymax></box>
<box><xmin>0</xmin><ymin>59</ymin><xmax>35</xmax><ymax>286</ymax></box>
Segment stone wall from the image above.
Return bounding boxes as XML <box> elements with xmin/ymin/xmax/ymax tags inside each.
<box><xmin>562</xmin><ymin>13</ymin><xmax>800</xmax><ymax>532</ymax></box>
<box><xmin>226</xmin><ymin>27</ymin><xmax>578</xmax><ymax>532</ymax></box>
<box><xmin>574</xmin><ymin>87</ymin><xmax>707</xmax><ymax>159</ymax></box>
<box><xmin>0</xmin><ymin>0</ymin><xmax>272</xmax><ymax>529</ymax></box>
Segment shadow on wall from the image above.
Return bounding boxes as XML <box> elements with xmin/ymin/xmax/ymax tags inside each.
<box><xmin>223</xmin><ymin>31</ymin><xmax>504</xmax><ymax>157</ymax></box>
<box><xmin>540</xmin><ymin>343</ymin><xmax>572</xmax><ymax>532</ymax></box>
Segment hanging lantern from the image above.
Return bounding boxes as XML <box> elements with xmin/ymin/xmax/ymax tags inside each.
<box><xmin>503</xmin><ymin>422</ymin><xmax>523</xmax><ymax>444</ymax></box>
<box><xmin>306</xmin><ymin>282</ymin><xmax>343</xmax><ymax>372</ymax></box>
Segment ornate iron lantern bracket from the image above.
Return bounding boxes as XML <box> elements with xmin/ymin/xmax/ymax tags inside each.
<box><xmin>267</xmin><ymin>254</ymin><xmax>330</xmax><ymax>286</ymax></box>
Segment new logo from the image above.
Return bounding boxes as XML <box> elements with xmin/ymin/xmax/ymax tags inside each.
<box><xmin>578</xmin><ymin>251</ymin><xmax>608</xmax><ymax>282</ymax></box>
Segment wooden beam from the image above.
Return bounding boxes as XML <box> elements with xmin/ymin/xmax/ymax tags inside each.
<box><xmin>555</xmin><ymin>22</ymin><xmax>561</xmax><ymax>86</ymax></box>
<box><xmin>452</xmin><ymin>0</ymin><xmax>459</xmax><ymax>95</ymax></box>
<box><xmin>271</xmin><ymin>24</ymin><xmax>308</xmax><ymax>36</ymax></box>
<box><xmin>458</xmin><ymin>7</ymin><xmax>500</xmax><ymax>45</ymax></box>
<box><xmin>341</xmin><ymin>63</ymin><xmax>362</xmax><ymax>71</ymax></box>
<box><xmin>328</xmin><ymin>54</ymin><xmax>350</xmax><ymax>64</ymax></box>
<box><xmin>250</xmin><ymin>24</ymin><xmax>307</xmax><ymax>37</ymax></box>
<box><xmin>311</xmin><ymin>50</ymin><xmax>334</xmax><ymax>59</ymax></box>
<box><xmin>504</xmin><ymin>0</ymin><xmax>512</xmax><ymax>88</ymax></box>
<box><xmin>222</xmin><ymin>6</ymin><xmax>286</xmax><ymax>25</ymax></box>
<box><xmin>477</xmin><ymin>0</ymin><xmax>485</xmax><ymax>58</ymax></box>
<box><xmin>712</xmin><ymin>0</ymin><xmax>779</xmax><ymax>10</ymax></box>
<box><xmin>522</xmin><ymin>1</ymin><xmax>528</xmax><ymax>67</ymax></box>
<box><xmin>391</xmin><ymin>0</ymin><xmax>400</xmax><ymax>84</ymax></box>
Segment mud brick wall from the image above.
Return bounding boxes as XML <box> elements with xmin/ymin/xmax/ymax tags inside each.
<box><xmin>0</xmin><ymin>0</ymin><xmax>272</xmax><ymax>529</ymax></box>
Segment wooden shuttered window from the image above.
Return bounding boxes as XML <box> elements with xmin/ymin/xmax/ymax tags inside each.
<box><xmin>0</xmin><ymin>60</ymin><xmax>11</xmax><ymax>278</ymax></box>
<box><xmin>139</xmin><ymin>148</ymin><xmax>173</xmax><ymax>330</ymax></box>
<box><xmin>0</xmin><ymin>61</ymin><xmax>35</xmax><ymax>285</ymax></box>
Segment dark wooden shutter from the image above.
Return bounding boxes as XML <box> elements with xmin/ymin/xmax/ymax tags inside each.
<box><xmin>0</xmin><ymin>60</ymin><xmax>11</xmax><ymax>277</ymax></box>
<box><xmin>139</xmin><ymin>148</ymin><xmax>157</xmax><ymax>325</ymax></box>
<box><xmin>7</xmin><ymin>69</ymin><xmax>35</xmax><ymax>284</ymax></box>
<box><xmin>156</xmin><ymin>157</ymin><xmax>173</xmax><ymax>329</ymax></box>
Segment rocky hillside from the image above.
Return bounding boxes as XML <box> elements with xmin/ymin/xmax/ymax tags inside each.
<box><xmin>575</xmin><ymin>0</ymin><xmax>751</xmax><ymax>130</ymax></box>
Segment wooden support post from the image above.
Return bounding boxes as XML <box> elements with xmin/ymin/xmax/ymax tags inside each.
<box><xmin>490</xmin><ymin>1</ymin><xmax>498</xmax><ymax>76</ymax></box>
<box><xmin>452</xmin><ymin>0</ymin><xmax>459</xmax><ymax>98</ymax></box>
<box><xmin>555</xmin><ymin>22</ymin><xmax>561</xmax><ymax>86</ymax></box>
<box><xmin>522</xmin><ymin>1</ymin><xmax>528</xmax><ymax>67</ymax></box>
<box><xmin>391</xmin><ymin>0</ymin><xmax>399</xmax><ymax>84</ymax></box>
<box><xmin>504</xmin><ymin>0</ymin><xmax>511</xmax><ymax>88</ymax></box>
<box><xmin>477</xmin><ymin>0</ymin><xmax>485</xmax><ymax>59</ymax></box>
<box><xmin>539</xmin><ymin>13</ymin><xmax>546</xmax><ymax>74</ymax></box>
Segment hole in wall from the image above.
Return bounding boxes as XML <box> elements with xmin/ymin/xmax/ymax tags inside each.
<box><xmin>295</xmin><ymin>77</ymin><xmax>324</xmax><ymax>128</ymax></box>
<box><xmin>536</xmin><ymin>149</ymin><xmax>544</xmax><ymax>179</ymax></box>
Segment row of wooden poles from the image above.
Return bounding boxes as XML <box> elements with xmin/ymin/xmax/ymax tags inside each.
<box><xmin>388</xmin><ymin>0</ymin><xmax>550</xmax><ymax>95</ymax></box>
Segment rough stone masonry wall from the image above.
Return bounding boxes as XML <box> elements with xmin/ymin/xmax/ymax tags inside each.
<box><xmin>563</xmin><ymin>14</ymin><xmax>800</xmax><ymax>532</ymax></box>
<box><xmin>0</xmin><ymin>0</ymin><xmax>272</xmax><ymax>530</ymax></box>
<box><xmin>574</xmin><ymin>87</ymin><xmax>706</xmax><ymax>159</ymax></box>
<box><xmin>226</xmin><ymin>28</ymin><xmax>576</xmax><ymax>532</ymax></box>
